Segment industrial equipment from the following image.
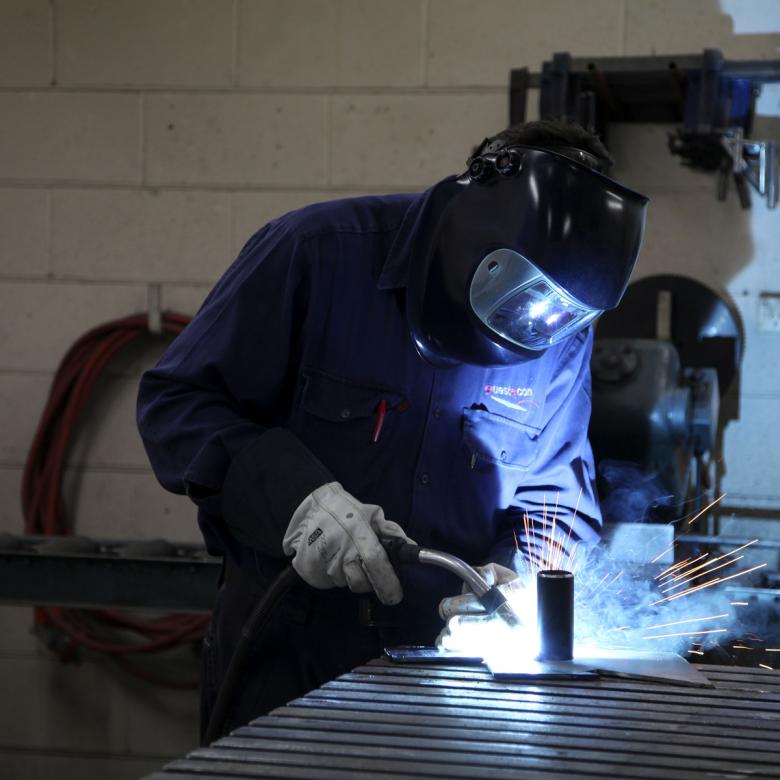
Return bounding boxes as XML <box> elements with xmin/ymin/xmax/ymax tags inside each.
<box><xmin>590</xmin><ymin>273</ymin><xmax>741</xmax><ymax>524</ymax></box>
<box><xmin>510</xmin><ymin>49</ymin><xmax>780</xmax><ymax>209</ymax></box>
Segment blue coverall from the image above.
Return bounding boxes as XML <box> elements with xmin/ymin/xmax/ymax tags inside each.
<box><xmin>137</xmin><ymin>184</ymin><xmax>602</xmax><ymax>731</ymax></box>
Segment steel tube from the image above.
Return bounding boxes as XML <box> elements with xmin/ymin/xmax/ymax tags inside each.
<box><xmin>537</xmin><ymin>570</ymin><xmax>574</xmax><ymax>661</ymax></box>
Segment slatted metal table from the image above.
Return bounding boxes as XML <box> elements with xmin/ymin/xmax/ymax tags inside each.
<box><xmin>146</xmin><ymin>658</ymin><xmax>780</xmax><ymax>780</ymax></box>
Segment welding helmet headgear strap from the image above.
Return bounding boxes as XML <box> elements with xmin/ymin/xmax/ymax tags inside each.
<box><xmin>469</xmin><ymin>136</ymin><xmax>609</xmax><ymax>175</ymax></box>
<box><xmin>407</xmin><ymin>146</ymin><xmax>649</xmax><ymax>367</ymax></box>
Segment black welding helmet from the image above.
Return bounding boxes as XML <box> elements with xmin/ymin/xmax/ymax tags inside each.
<box><xmin>407</xmin><ymin>144</ymin><xmax>649</xmax><ymax>367</ymax></box>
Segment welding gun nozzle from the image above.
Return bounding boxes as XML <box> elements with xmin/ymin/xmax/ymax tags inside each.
<box><xmin>473</xmin><ymin>586</ymin><xmax>520</xmax><ymax>627</ymax></box>
<box><xmin>492</xmin><ymin>598</ymin><xmax>524</xmax><ymax>629</ymax></box>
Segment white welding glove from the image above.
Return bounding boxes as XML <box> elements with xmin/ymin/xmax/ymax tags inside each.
<box><xmin>437</xmin><ymin>563</ymin><xmax>524</xmax><ymax>655</ymax></box>
<box><xmin>438</xmin><ymin>562</ymin><xmax>520</xmax><ymax>620</ymax></box>
<box><xmin>282</xmin><ymin>482</ymin><xmax>410</xmax><ymax>606</ymax></box>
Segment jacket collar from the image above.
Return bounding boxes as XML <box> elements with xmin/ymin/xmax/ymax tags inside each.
<box><xmin>378</xmin><ymin>179</ymin><xmax>454</xmax><ymax>291</ymax></box>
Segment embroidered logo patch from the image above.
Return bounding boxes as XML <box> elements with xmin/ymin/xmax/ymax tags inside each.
<box><xmin>484</xmin><ymin>384</ymin><xmax>534</xmax><ymax>398</ymax></box>
<box><xmin>484</xmin><ymin>384</ymin><xmax>536</xmax><ymax>412</ymax></box>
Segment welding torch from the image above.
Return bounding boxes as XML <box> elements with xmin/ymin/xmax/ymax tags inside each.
<box><xmin>381</xmin><ymin>538</ymin><xmax>523</xmax><ymax>629</ymax></box>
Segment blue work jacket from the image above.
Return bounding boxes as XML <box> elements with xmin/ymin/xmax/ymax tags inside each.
<box><xmin>137</xmin><ymin>186</ymin><xmax>601</xmax><ymax>626</ymax></box>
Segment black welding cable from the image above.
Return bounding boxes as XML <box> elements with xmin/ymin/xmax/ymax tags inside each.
<box><xmin>204</xmin><ymin>540</ymin><xmax>502</xmax><ymax>744</ymax></box>
<box><xmin>203</xmin><ymin>565</ymin><xmax>299</xmax><ymax>746</ymax></box>
<box><xmin>204</xmin><ymin>539</ymin><xmax>414</xmax><ymax>745</ymax></box>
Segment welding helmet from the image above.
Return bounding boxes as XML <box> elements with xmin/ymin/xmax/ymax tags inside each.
<box><xmin>407</xmin><ymin>142</ymin><xmax>649</xmax><ymax>367</ymax></box>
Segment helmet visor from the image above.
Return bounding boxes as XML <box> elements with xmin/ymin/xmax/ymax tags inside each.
<box><xmin>470</xmin><ymin>249</ymin><xmax>600</xmax><ymax>351</ymax></box>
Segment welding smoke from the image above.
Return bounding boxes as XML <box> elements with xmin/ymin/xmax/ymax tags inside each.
<box><xmin>440</xmin><ymin>522</ymin><xmax>770</xmax><ymax>664</ymax></box>
<box><xmin>555</xmin><ymin>541</ymin><xmax>766</xmax><ymax>657</ymax></box>
<box><xmin>598</xmin><ymin>460</ymin><xmax>675</xmax><ymax>524</ymax></box>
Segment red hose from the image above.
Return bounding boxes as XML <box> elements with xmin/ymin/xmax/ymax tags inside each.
<box><xmin>21</xmin><ymin>312</ymin><xmax>208</xmax><ymax>688</ymax></box>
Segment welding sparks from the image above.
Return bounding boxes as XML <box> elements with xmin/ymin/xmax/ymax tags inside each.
<box><xmin>684</xmin><ymin>493</ymin><xmax>726</xmax><ymax>526</ymax></box>
<box><xmin>629</xmin><ymin>613</ymin><xmax>728</xmax><ymax>633</ymax></box>
<box><xmin>549</xmin><ymin>494</ymin><xmax>561</xmax><ymax>568</ymax></box>
<box><xmin>659</xmin><ymin>556</ymin><xmax>744</xmax><ymax>593</ymax></box>
<box><xmin>567</xmin><ymin>541</ymin><xmax>580</xmax><ymax>571</ymax></box>
<box><xmin>556</xmin><ymin>488</ymin><xmax>581</xmax><ymax>571</ymax></box>
<box><xmin>643</xmin><ymin>628</ymin><xmax>728</xmax><ymax>640</ymax></box>
<box><xmin>655</xmin><ymin>559</ymin><xmax>690</xmax><ymax>580</ymax></box>
<box><xmin>650</xmin><ymin>542</ymin><xmax>676</xmax><ymax>564</ymax></box>
<box><xmin>662</xmin><ymin>539</ymin><xmax>758</xmax><ymax>587</ymax></box>
<box><xmin>657</xmin><ymin>554</ymin><xmax>707</xmax><ymax>582</ymax></box>
<box><xmin>490</xmin><ymin>491</ymin><xmax>771</xmax><ymax>674</ymax></box>
<box><xmin>515</xmin><ymin>493</ymin><xmax>585</xmax><ymax>575</ymax></box>
<box><xmin>650</xmin><ymin>563</ymin><xmax>767</xmax><ymax>606</ymax></box>
<box><xmin>641</xmin><ymin>526</ymin><xmax>772</xmax><ymax>671</ymax></box>
<box><xmin>667</xmin><ymin>546</ymin><xmax>750</xmax><ymax>581</ymax></box>
<box><xmin>584</xmin><ymin>572</ymin><xmax>611</xmax><ymax>600</ymax></box>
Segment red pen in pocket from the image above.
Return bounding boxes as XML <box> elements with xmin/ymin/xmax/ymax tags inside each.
<box><xmin>371</xmin><ymin>399</ymin><xmax>388</xmax><ymax>444</ymax></box>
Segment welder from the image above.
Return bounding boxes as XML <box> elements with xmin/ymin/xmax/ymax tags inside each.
<box><xmin>137</xmin><ymin>119</ymin><xmax>648</xmax><ymax>738</ymax></box>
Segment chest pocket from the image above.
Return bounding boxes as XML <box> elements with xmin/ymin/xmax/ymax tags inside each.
<box><xmin>461</xmin><ymin>406</ymin><xmax>539</xmax><ymax>470</ymax></box>
<box><xmin>299</xmin><ymin>367</ymin><xmax>405</xmax><ymax>446</ymax></box>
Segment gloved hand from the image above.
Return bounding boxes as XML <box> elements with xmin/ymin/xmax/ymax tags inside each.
<box><xmin>437</xmin><ymin>563</ymin><xmax>526</xmax><ymax>656</ymax></box>
<box><xmin>282</xmin><ymin>481</ymin><xmax>410</xmax><ymax>605</ymax></box>
<box><xmin>438</xmin><ymin>562</ymin><xmax>520</xmax><ymax>620</ymax></box>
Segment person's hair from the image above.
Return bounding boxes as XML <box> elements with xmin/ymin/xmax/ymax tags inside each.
<box><xmin>473</xmin><ymin>119</ymin><xmax>614</xmax><ymax>170</ymax></box>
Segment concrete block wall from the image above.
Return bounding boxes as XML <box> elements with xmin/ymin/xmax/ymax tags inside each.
<box><xmin>0</xmin><ymin>1</ymin><xmax>778</xmax><ymax>778</ymax></box>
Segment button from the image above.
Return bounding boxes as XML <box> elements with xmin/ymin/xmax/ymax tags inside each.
<box><xmin>419</xmin><ymin>473</ymin><xmax>430</xmax><ymax>485</ymax></box>
<box><xmin>500</xmin><ymin>450</ymin><xmax>507</xmax><ymax>461</ymax></box>
<box><xmin>339</xmin><ymin>408</ymin><xmax>351</xmax><ymax>419</ymax></box>
<box><xmin>433</xmin><ymin>407</ymin><xmax>442</xmax><ymax>418</ymax></box>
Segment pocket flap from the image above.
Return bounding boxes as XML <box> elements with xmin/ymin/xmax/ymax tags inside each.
<box><xmin>462</xmin><ymin>406</ymin><xmax>538</xmax><ymax>468</ymax></box>
<box><xmin>301</xmin><ymin>369</ymin><xmax>404</xmax><ymax>423</ymax></box>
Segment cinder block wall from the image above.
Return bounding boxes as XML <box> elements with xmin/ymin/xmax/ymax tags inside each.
<box><xmin>0</xmin><ymin>1</ymin><xmax>778</xmax><ymax>777</ymax></box>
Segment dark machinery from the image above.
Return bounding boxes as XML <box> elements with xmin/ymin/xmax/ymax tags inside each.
<box><xmin>589</xmin><ymin>274</ymin><xmax>742</xmax><ymax>524</ymax></box>
<box><xmin>586</xmin><ymin>276</ymin><xmax>780</xmax><ymax>668</ymax></box>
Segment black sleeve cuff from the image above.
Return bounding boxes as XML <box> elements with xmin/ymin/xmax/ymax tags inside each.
<box><xmin>221</xmin><ymin>427</ymin><xmax>334</xmax><ymax>557</ymax></box>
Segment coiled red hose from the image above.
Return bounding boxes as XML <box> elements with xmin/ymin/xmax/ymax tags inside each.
<box><xmin>21</xmin><ymin>312</ymin><xmax>209</xmax><ymax>688</ymax></box>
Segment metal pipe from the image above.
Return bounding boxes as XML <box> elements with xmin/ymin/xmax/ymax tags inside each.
<box><xmin>537</xmin><ymin>570</ymin><xmax>574</xmax><ymax>661</ymax></box>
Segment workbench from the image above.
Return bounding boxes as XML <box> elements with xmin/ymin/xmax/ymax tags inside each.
<box><xmin>146</xmin><ymin>658</ymin><xmax>780</xmax><ymax>779</ymax></box>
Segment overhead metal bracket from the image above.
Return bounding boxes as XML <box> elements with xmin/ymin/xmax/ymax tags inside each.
<box><xmin>509</xmin><ymin>50</ymin><xmax>780</xmax><ymax>208</ymax></box>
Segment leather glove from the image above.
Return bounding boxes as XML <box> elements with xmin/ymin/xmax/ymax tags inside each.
<box><xmin>438</xmin><ymin>562</ymin><xmax>520</xmax><ymax>620</ymax></box>
<box><xmin>437</xmin><ymin>564</ymin><xmax>527</xmax><ymax>656</ymax></box>
<box><xmin>282</xmin><ymin>481</ymin><xmax>410</xmax><ymax>605</ymax></box>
